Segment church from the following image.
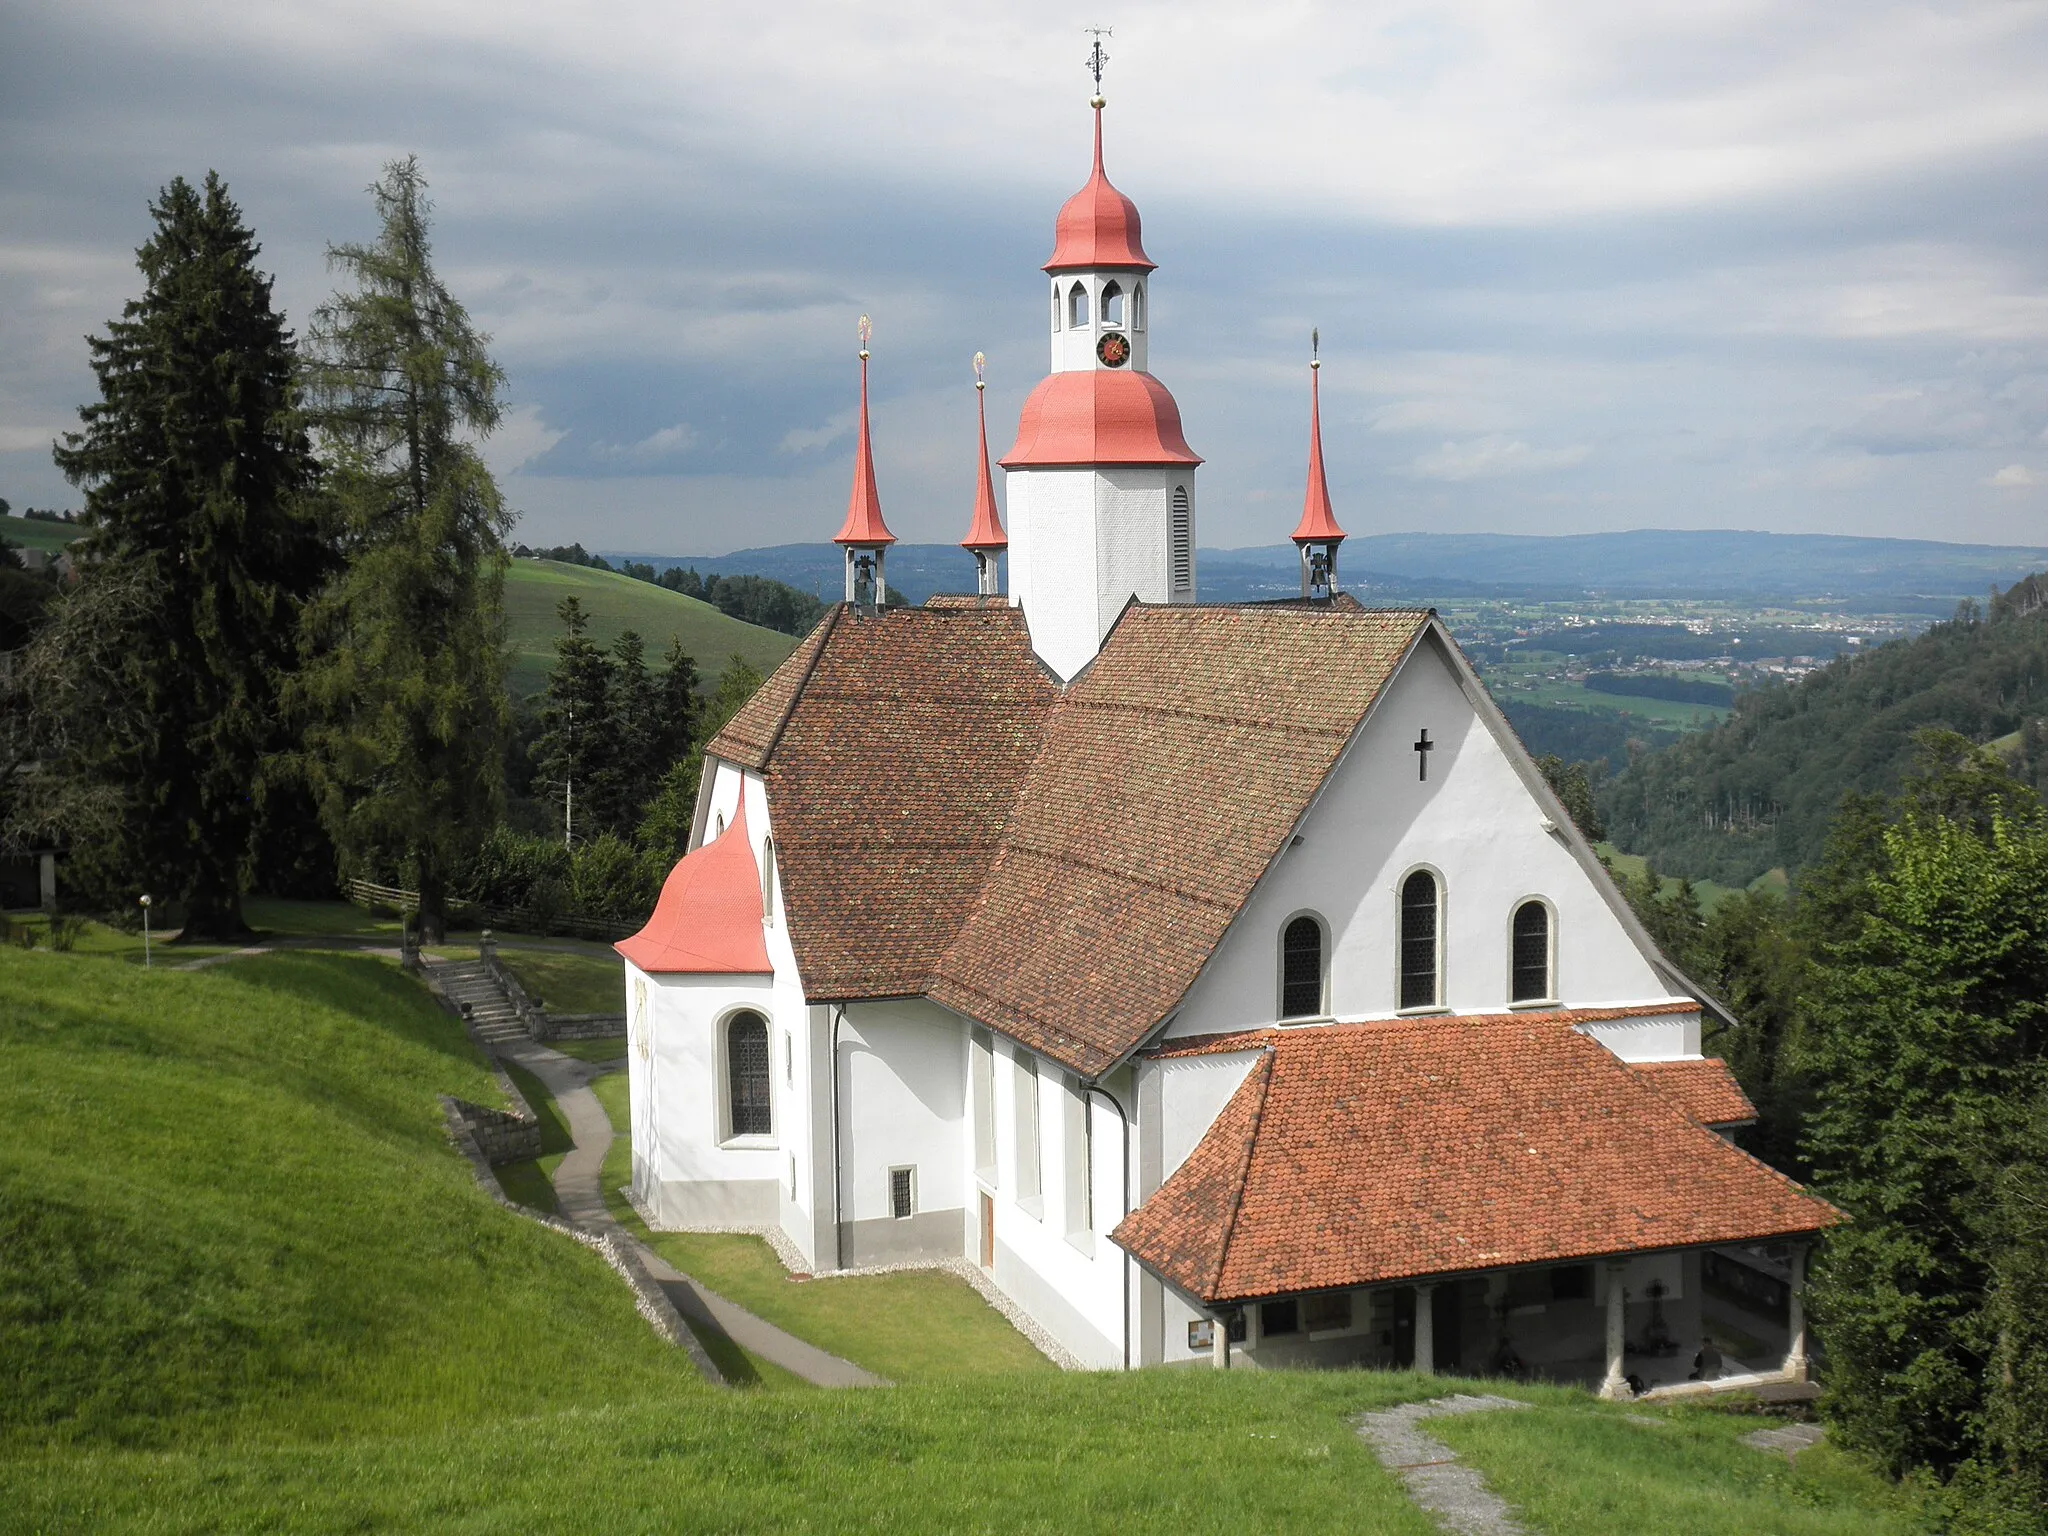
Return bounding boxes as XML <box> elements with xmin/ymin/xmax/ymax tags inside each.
<box><xmin>616</xmin><ymin>88</ymin><xmax>1840</xmax><ymax>1391</ymax></box>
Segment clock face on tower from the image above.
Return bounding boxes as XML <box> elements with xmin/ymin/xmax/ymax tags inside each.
<box><xmin>1096</xmin><ymin>331</ymin><xmax>1130</xmax><ymax>368</ymax></box>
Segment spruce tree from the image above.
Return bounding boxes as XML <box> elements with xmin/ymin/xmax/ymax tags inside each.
<box><xmin>532</xmin><ymin>597</ymin><xmax>612</xmax><ymax>844</ymax></box>
<box><xmin>47</xmin><ymin>173</ymin><xmax>324</xmax><ymax>936</ymax></box>
<box><xmin>298</xmin><ymin>157</ymin><xmax>511</xmax><ymax>939</ymax></box>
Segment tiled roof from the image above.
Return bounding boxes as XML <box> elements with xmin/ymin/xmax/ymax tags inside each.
<box><xmin>710</xmin><ymin>603</ymin><xmax>1059</xmax><ymax>1001</ymax></box>
<box><xmin>1110</xmin><ymin>1016</ymin><xmax>1840</xmax><ymax>1303</ymax></box>
<box><xmin>1630</xmin><ymin>1057</ymin><xmax>1756</xmax><ymax>1126</ymax></box>
<box><xmin>1146</xmin><ymin>1004</ymin><xmax>1692</xmax><ymax>1061</ymax></box>
<box><xmin>615</xmin><ymin>793</ymin><xmax>771</xmax><ymax>975</ymax></box>
<box><xmin>705</xmin><ymin>598</ymin><xmax>1428</xmax><ymax>1075</ymax></box>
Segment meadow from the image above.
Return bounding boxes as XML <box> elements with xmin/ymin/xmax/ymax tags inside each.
<box><xmin>502</xmin><ymin>559</ymin><xmax>797</xmax><ymax>697</ymax></box>
<box><xmin>0</xmin><ymin>939</ymin><xmax>1934</xmax><ymax>1532</ymax></box>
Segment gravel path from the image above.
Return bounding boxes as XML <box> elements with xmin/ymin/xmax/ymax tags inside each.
<box><xmin>493</xmin><ymin>1034</ymin><xmax>886</xmax><ymax>1389</ymax></box>
<box><xmin>1354</xmin><ymin>1393</ymin><xmax>1534</xmax><ymax>1536</ymax></box>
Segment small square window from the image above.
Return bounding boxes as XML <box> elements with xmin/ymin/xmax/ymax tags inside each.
<box><xmin>889</xmin><ymin>1166</ymin><xmax>915</xmax><ymax>1221</ymax></box>
<box><xmin>1302</xmin><ymin>1292</ymin><xmax>1352</xmax><ymax>1333</ymax></box>
<box><xmin>1259</xmin><ymin>1298</ymin><xmax>1300</xmax><ymax>1337</ymax></box>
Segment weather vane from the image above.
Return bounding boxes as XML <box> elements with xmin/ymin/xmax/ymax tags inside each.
<box><xmin>1085</xmin><ymin>26</ymin><xmax>1111</xmax><ymax>105</ymax></box>
<box><xmin>858</xmin><ymin>313</ymin><xmax>871</xmax><ymax>360</ymax></box>
<box><xmin>1312</xmin><ymin>327</ymin><xmax>1321</xmax><ymax>370</ymax></box>
<box><xmin>973</xmin><ymin>351</ymin><xmax>987</xmax><ymax>390</ymax></box>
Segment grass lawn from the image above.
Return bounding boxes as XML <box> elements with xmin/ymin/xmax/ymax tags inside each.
<box><xmin>0</xmin><ymin>945</ymin><xmax>702</xmax><ymax>1450</ymax></box>
<box><xmin>0</xmin><ymin>512</ymin><xmax>82</xmax><ymax>554</ymax></box>
<box><xmin>589</xmin><ymin>1072</ymin><xmax>1056</xmax><ymax>1384</ymax></box>
<box><xmin>492</xmin><ymin>1059</ymin><xmax>574</xmax><ymax>1214</ymax></box>
<box><xmin>547</xmin><ymin>1035</ymin><xmax>627</xmax><ymax>1064</ymax></box>
<box><xmin>240</xmin><ymin>895</ymin><xmax>400</xmax><ymax>939</ymax></box>
<box><xmin>498</xmin><ymin>945</ymin><xmax>623</xmax><ymax>1014</ymax></box>
<box><xmin>0</xmin><ymin>942</ymin><xmax>1935</xmax><ymax>1533</ymax></box>
<box><xmin>1433</xmin><ymin>1393</ymin><xmax>1926</xmax><ymax>1536</ymax></box>
<box><xmin>503</xmin><ymin>559</ymin><xmax>797</xmax><ymax>698</ymax></box>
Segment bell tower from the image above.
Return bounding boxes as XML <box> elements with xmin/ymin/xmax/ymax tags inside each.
<box><xmin>1000</xmin><ymin>50</ymin><xmax>1201</xmax><ymax>680</ymax></box>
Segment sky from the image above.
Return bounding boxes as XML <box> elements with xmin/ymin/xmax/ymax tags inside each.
<box><xmin>5</xmin><ymin>1</ymin><xmax>2048</xmax><ymax>555</ymax></box>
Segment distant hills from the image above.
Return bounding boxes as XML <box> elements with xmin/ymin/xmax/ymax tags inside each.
<box><xmin>613</xmin><ymin>529</ymin><xmax>2048</xmax><ymax>608</ymax></box>
<box><xmin>1602</xmin><ymin>578</ymin><xmax>2048</xmax><ymax>887</ymax></box>
<box><xmin>502</xmin><ymin>560</ymin><xmax>795</xmax><ymax>698</ymax></box>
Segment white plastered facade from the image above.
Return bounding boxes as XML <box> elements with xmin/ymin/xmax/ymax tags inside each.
<box><xmin>622</xmin><ymin>625</ymin><xmax>1720</xmax><ymax>1373</ymax></box>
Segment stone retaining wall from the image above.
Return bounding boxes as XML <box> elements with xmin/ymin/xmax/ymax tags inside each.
<box><xmin>540</xmin><ymin>1010</ymin><xmax>627</xmax><ymax>1041</ymax></box>
<box><xmin>447</xmin><ymin>1096</ymin><xmax>541</xmax><ymax>1163</ymax></box>
<box><xmin>438</xmin><ymin>1101</ymin><xmax>722</xmax><ymax>1382</ymax></box>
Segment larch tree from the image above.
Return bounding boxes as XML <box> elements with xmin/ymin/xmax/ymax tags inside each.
<box><xmin>298</xmin><ymin>156</ymin><xmax>512</xmax><ymax>940</ymax></box>
<box><xmin>45</xmin><ymin>173</ymin><xmax>325</xmax><ymax>937</ymax></box>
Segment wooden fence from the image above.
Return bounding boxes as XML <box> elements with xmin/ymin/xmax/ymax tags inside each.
<box><xmin>343</xmin><ymin>878</ymin><xmax>636</xmax><ymax>943</ymax></box>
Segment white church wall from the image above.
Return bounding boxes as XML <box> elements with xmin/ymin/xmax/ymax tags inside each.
<box><xmin>831</xmin><ymin>998</ymin><xmax>968</xmax><ymax>1267</ymax></box>
<box><xmin>1166</xmin><ymin>633</ymin><xmax>1681</xmax><ymax>1040</ymax></box>
<box><xmin>628</xmin><ymin>761</ymin><xmax>826</xmax><ymax>1258</ymax></box>
<box><xmin>979</xmin><ymin>1041</ymin><xmax>1129</xmax><ymax>1368</ymax></box>
<box><xmin>1576</xmin><ymin>1011</ymin><xmax>1703</xmax><ymax>1061</ymax></box>
<box><xmin>635</xmin><ymin>969</ymin><xmax>783</xmax><ymax>1226</ymax></box>
<box><xmin>1007</xmin><ymin>467</ymin><xmax>1102</xmax><ymax>680</ymax></box>
<box><xmin>1094</xmin><ymin>467</ymin><xmax>1179</xmax><ymax>637</ymax></box>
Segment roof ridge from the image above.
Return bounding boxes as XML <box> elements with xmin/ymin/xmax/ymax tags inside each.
<box><xmin>1060</xmin><ymin>694</ymin><xmax>1356</xmax><ymax>738</ymax></box>
<box><xmin>758</xmin><ymin>604</ymin><xmax>843</xmax><ymax>767</ymax></box>
<box><xmin>1209</xmin><ymin>1050</ymin><xmax>1275</xmax><ymax>1300</ymax></box>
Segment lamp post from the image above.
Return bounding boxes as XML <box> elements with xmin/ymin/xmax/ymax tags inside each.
<box><xmin>139</xmin><ymin>893</ymin><xmax>153</xmax><ymax>968</ymax></box>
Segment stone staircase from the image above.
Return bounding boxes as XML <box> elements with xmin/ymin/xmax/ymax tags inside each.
<box><xmin>429</xmin><ymin>958</ymin><xmax>529</xmax><ymax>1049</ymax></box>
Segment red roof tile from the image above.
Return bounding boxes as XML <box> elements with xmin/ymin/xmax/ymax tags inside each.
<box><xmin>615</xmin><ymin>795</ymin><xmax>771</xmax><ymax>975</ymax></box>
<box><xmin>1110</xmin><ymin>1016</ymin><xmax>1840</xmax><ymax>1303</ymax></box>
<box><xmin>1630</xmin><ymin>1057</ymin><xmax>1756</xmax><ymax>1127</ymax></box>
<box><xmin>706</xmin><ymin>599</ymin><xmax>1429</xmax><ymax>1075</ymax></box>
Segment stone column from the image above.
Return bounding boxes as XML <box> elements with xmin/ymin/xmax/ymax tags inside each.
<box><xmin>1598</xmin><ymin>1262</ymin><xmax>1630</xmax><ymax>1400</ymax></box>
<box><xmin>1212</xmin><ymin>1311</ymin><xmax>1230</xmax><ymax>1371</ymax></box>
<box><xmin>479</xmin><ymin>929</ymin><xmax>496</xmax><ymax>964</ymax></box>
<box><xmin>1783</xmin><ymin>1245</ymin><xmax>1810</xmax><ymax>1382</ymax></box>
<box><xmin>1413</xmin><ymin>1283</ymin><xmax>1436</xmax><ymax>1374</ymax></box>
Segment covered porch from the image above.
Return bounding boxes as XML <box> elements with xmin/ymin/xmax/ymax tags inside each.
<box><xmin>1193</xmin><ymin>1240</ymin><xmax>1812</xmax><ymax>1396</ymax></box>
<box><xmin>1113</xmin><ymin>1016</ymin><xmax>1840</xmax><ymax>1392</ymax></box>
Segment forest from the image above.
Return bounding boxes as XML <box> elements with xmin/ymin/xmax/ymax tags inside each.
<box><xmin>1602</xmin><ymin>578</ymin><xmax>2048</xmax><ymax>887</ymax></box>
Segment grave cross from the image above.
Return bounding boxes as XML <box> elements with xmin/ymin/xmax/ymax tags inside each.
<box><xmin>1414</xmin><ymin>728</ymin><xmax>1433</xmax><ymax>781</ymax></box>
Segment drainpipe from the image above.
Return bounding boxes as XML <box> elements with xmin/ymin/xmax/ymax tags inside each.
<box><xmin>1084</xmin><ymin>1082</ymin><xmax>1132</xmax><ymax>1371</ymax></box>
<box><xmin>830</xmin><ymin>1004</ymin><xmax>849</xmax><ymax>1272</ymax></box>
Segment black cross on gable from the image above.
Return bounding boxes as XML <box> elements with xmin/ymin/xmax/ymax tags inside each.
<box><xmin>1414</xmin><ymin>728</ymin><xmax>1433</xmax><ymax>781</ymax></box>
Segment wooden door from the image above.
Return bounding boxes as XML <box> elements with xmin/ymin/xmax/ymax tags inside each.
<box><xmin>979</xmin><ymin>1192</ymin><xmax>995</xmax><ymax>1268</ymax></box>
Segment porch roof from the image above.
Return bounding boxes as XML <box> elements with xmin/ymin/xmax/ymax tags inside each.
<box><xmin>1110</xmin><ymin>1014</ymin><xmax>1840</xmax><ymax>1305</ymax></box>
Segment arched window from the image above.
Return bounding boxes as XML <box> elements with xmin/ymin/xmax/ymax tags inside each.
<box><xmin>1280</xmin><ymin>915</ymin><xmax>1324</xmax><ymax>1018</ymax></box>
<box><xmin>1170</xmin><ymin>487</ymin><xmax>1192</xmax><ymax>596</ymax></box>
<box><xmin>1512</xmin><ymin>900</ymin><xmax>1552</xmax><ymax>1003</ymax></box>
<box><xmin>1069</xmin><ymin>281</ymin><xmax>1090</xmax><ymax>329</ymax></box>
<box><xmin>713</xmin><ymin>812</ymin><xmax>725</xmax><ymax>838</ymax></box>
<box><xmin>1051</xmin><ymin>281</ymin><xmax>1062</xmax><ymax>332</ymax></box>
<box><xmin>1132</xmin><ymin>282</ymin><xmax>1145</xmax><ymax>332</ymax></box>
<box><xmin>760</xmin><ymin>836</ymin><xmax>776</xmax><ymax>923</ymax></box>
<box><xmin>1102</xmin><ymin>280</ymin><xmax>1123</xmax><ymax>326</ymax></box>
<box><xmin>1399</xmin><ymin>870</ymin><xmax>1441</xmax><ymax>1010</ymax></box>
<box><xmin>726</xmin><ymin>1011</ymin><xmax>771</xmax><ymax>1137</ymax></box>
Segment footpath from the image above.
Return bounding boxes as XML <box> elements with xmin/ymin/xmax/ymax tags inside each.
<box><xmin>423</xmin><ymin>955</ymin><xmax>884</xmax><ymax>1389</ymax></box>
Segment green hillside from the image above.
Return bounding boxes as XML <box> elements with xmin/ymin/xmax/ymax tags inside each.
<box><xmin>504</xmin><ymin>558</ymin><xmax>798</xmax><ymax>696</ymax></box>
<box><xmin>1603</xmin><ymin>578</ymin><xmax>2048</xmax><ymax>886</ymax></box>
<box><xmin>0</xmin><ymin>941</ymin><xmax>1926</xmax><ymax>1532</ymax></box>
<box><xmin>0</xmin><ymin>514</ymin><xmax>82</xmax><ymax>555</ymax></box>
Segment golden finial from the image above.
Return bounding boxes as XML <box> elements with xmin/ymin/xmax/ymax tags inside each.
<box><xmin>1311</xmin><ymin>327</ymin><xmax>1321</xmax><ymax>370</ymax></box>
<box><xmin>973</xmin><ymin>351</ymin><xmax>986</xmax><ymax>391</ymax></box>
<box><xmin>858</xmin><ymin>313</ymin><xmax>871</xmax><ymax>360</ymax></box>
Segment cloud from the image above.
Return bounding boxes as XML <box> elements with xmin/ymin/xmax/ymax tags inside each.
<box><xmin>7</xmin><ymin>2</ymin><xmax>2048</xmax><ymax>547</ymax></box>
<box><xmin>1406</xmin><ymin>435</ymin><xmax>1592</xmax><ymax>482</ymax></box>
<box><xmin>1987</xmin><ymin>464</ymin><xmax>2040</xmax><ymax>487</ymax></box>
<box><xmin>589</xmin><ymin>422</ymin><xmax>700</xmax><ymax>467</ymax></box>
<box><xmin>476</xmin><ymin>403</ymin><xmax>567</xmax><ymax>477</ymax></box>
<box><xmin>779</xmin><ymin>411</ymin><xmax>856</xmax><ymax>456</ymax></box>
